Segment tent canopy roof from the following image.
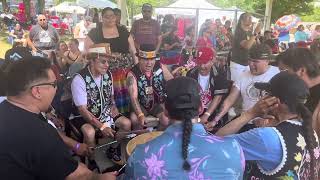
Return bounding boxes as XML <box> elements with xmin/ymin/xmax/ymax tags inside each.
<box><xmin>76</xmin><ymin>0</ymin><xmax>117</xmax><ymax>9</ymax></box>
<box><xmin>167</xmin><ymin>0</ymin><xmax>220</xmax><ymax>9</ymax></box>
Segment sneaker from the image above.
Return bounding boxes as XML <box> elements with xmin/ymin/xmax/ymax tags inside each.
<box><xmin>106</xmin><ymin>145</ymin><xmax>124</xmax><ymax>165</ymax></box>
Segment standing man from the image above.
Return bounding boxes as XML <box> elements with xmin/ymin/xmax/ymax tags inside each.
<box><xmin>187</xmin><ymin>47</ymin><xmax>230</xmax><ymax>130</ymax></box>
<box><xmin>27</xmin><ymin>14</ymin><xmax>59</xmax><ymax>54</ymax></box>
<box><xmin>0</xmin><ymin>57</ymin><xmax>116</xmax><ymax>180</ymax></box>
<box><xmin>215</xmin><ymin>44</ymin><xmax>279</xmax><ymax>130</ymax></box>
<box><xmin>130</xmin><ymin>3</ymin><xmax>161</xmax><ymax>51</ymax></box>
<box><xmin>127</xmin><ymin>44</ymin><xmax>173</xmax><ymax>130</ymax></box>
<box><xmin>71</xmin><ymin>45</ymin><xmax>131</xmax><ymax>165</ymax></box>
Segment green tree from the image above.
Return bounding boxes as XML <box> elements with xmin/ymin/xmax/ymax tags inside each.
<box><xmin>127</xmin><ymin>0</ymin><xmax>175</xmax><ymax>18</ymax></box>
<box><xmin>1</xmin><ymin>0</ymin><xmax>8</xmax><ymax>12</ymax></box>
<box><xmin>23</xmin><ymin>0</ymin><xmax>31</xmax><ymax>24</ymax></box>
<box><xmin>210</xmin><ymin>0</ymin><xmax>314</xmax><ymax>21</ymax></box>
<box><xmin>301</xmin><ymin>7</ymin><xmax>320</xmax><ymax>22</ymax></box>
<box><xmin>37</xmin><ymin>0</ymin><xmax>45</xmax><ymax>14</ymax></box>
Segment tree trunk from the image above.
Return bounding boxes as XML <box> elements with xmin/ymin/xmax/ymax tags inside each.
<box><xmin>1</xmin><ymin>0</ymin><xmax>8</xmax><ymax>12</ymax></box>
<box><xmin>23</xmin><ymin>0</ymin><xmax>31</xmax><ymax>23</ymax></box>
<box><xmin>37</xmin><ymin>0</ymin><xmax>45</xmax><ymax>14</ymax></box>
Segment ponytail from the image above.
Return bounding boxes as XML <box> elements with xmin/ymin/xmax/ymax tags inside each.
<box><xmin>297</xmin><ymin>103</ymin><xmax>318</xmax><ymax>179</ymax></box>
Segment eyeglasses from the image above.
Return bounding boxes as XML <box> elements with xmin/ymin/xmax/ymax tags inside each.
<box><xmin>103</xmin><ymin>15</ymin><xmax>115</xmax><ymax>19</ymax></box>
<box><xmin>39</xmin><ymin>19</ymin><xmax>46</xmax><ymax>21</ymax></box>
<box><xmin>31</xmin><ymin>80</ymin><xmax>58</xmax><ymax>89</ymax></box>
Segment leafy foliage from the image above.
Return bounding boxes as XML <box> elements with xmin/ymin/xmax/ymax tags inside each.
<box><xmin>210</xmin><ymin>0</ymin><xmax>314</xmax><ymax>21</ymax></box>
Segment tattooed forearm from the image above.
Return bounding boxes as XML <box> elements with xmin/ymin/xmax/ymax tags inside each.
<box><xmin>132</xmin><ymin>98</ymin><xmax>142</xmax><ymax>115</ymax></box>
<box><xmin>127</xmin><ymin>76</ymin><xmax>134</xmax><ymax>87</ymax></box>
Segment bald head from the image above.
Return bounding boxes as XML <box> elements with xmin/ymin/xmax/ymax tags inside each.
<box><xmin>37</xmin><ymin>14</ymin><xmax>48</xmax><ymax>28</ymax></box>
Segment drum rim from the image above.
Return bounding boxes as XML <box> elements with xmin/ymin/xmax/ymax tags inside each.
<box><xmin>126</xmin><ymin>131</ymin><xmax>163</xmax><ymax>156</ymax></box>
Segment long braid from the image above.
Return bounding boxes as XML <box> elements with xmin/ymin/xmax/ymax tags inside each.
<box><xmin>181</xmin><ymin>110</ymin><xmax>194</xmax><ymax>171</ymax></box>
<box><xmin>297</xmin><ymin>103</ymin><xmax>318</xmax><ymax>179</ymax></box>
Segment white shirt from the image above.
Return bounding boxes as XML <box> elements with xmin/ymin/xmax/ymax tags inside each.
<box><xmin>234</xmin><ymin>66</ymin><xmax>280</xmax><ymax>111</ymax></box>
<box><xmin>198</xmin><ymin>74</ymin><xmax>210</xmax><ymax>91</ymax></box>
<box><xmin>0</xmin><ymin>97</ymin><xmax>6</xmax><ymax>103</ymax></box>
<box><xmin>71</xmin><ymin>74</ymin><xmax>114</xmax><ymax>107</ymax></box>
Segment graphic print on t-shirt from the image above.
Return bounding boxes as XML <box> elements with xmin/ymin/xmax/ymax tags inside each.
<box><xmin>246</xmin><ymin>81</ymin><xmax>261</xmax><ymax>101</ymax></box>
<box><xmin>39</xmin><ymin>30</ymin><xmax>51</xmax><ymax>43</ymax></box>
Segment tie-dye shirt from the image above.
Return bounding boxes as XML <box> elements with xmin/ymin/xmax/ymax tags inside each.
<box><xmin>125</xmin><ymin>123</ymin><xmax>245</xmax><ymax>180</ymax></box>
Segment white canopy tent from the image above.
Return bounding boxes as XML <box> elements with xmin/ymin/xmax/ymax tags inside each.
<box><xmin>77</xmin><ymin>0</ymin><xmax>117</xmax><ymax>9</ymax></box>
<box><xmin>49</xmin><ymin>2</ymin><xmax>86</xmax><ymax>14</ymax></box>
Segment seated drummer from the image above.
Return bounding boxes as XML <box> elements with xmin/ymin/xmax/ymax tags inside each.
<box><xmin>186</xmin><ymin>47</ymin><xmax>231</xmax><ymax>131</ymax></box>
<box><xmin>127</xmin><ymin>44</ymin><xmax>173</xmax><ymax>130</ymax></box>
<box><xmin>71</xmin><ymin>44</ymin><xmax>131</xmax><ymax>165</ymax></box>
<box><xmin>125</xmin><ymin>77</ymin><xmax>244</xmax><ymax>179</ymax></box>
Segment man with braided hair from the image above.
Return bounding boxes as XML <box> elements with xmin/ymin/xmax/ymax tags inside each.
<box><xmin>125</xmin><ymin>76</ymin><xmax>244</xmax><ymax>179</ymax></box>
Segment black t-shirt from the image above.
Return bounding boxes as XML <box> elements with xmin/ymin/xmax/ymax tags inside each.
<box><xmin>306</xmin><ymin>83</ymin><xmax>320</xmax><ymax>112</ymax></box>
<box><xmin>231</xmin><ymin>28</ymin><xmax>252</xmax><ymax>66</ymax></box>
<box><xmin>88</xmin><ymin>23</ymin><xmax>130</xmax><ymax>53</ymax></box>
<box><xmin>0</xmin><ymin>101</ymin><xmax>78</xmax><ymax>180</ymax></box>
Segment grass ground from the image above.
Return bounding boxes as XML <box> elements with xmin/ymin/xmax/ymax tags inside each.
<box><xmin>0</xmin><ymin>31</ymin><xmax>12</xmax><ymax>59</ymax></box>
<box><xmin>0</xmin><ymin>29</ymin><xmax>72</xmax><ymax>59</ymax></box>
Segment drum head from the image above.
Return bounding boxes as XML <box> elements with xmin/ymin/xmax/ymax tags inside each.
<box><xmin>126</xmin><ymin>131</ymin><xmax>163</xmax><ymax>156</ymax></box>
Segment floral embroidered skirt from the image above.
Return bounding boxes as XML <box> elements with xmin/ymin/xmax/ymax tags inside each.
<box><xmin>108</xmin><ymin>54</ymin><xmax>133</xmax><ymax>116</ymax></box>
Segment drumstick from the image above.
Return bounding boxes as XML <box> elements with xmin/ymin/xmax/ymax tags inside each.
<box><xmin>116</xmin><ymin>128</ymin><xmax>153</xmax><ymax>135</ymax></box>
<box><xmin>93</xmin><ymin>140</ymin><xmax>118</xmax><ymax>150</ymax></box>
<box><xmin>117</xmin><ymin>163</ymin><xmax>127</xmax><ymax>173</ymax></box>
<box><xmin>92</xmin><ymin>134</ymin><xmax>137</xmax><ymax>150</ymax></box>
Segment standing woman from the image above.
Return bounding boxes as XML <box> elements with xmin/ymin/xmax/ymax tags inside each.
<box><xmin>84</xmin><ymin>7</ymin><xmax>138</xmax><ymax>115</ymax></box>
<box><xmin>230</xmin><ymin>13</ymin><xmax>262</xmax><ymax>81</ymax></box>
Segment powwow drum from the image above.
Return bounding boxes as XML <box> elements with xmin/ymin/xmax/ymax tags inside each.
<box><xmin>126</xmin><ymin>131</ymin><xmax>163</xmax><ymax>156</ymax></box>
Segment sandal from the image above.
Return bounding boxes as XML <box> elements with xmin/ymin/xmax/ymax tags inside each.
<box><xmin>106</xmin><ymin>145</ymin><xmax>124</xmax><ymax>165</ymax></box>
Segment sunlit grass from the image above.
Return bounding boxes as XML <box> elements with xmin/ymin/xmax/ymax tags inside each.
<box><xmin>0</xmin><ymin>31</ymin><xmax>12</xmax><ymax>59</ymax></box>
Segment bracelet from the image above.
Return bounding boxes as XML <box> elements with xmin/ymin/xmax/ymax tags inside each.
<box><xmin>73</xmin><ymin>143</ymin><xmax>80</xmax><ymax>152</ymax></box>
<box><xmin>99</xmin><ymin>123</ymin><xmax>107</xmax><ymax>131</ymax></box>
<box><xmin>204</xmin><ymin>112</ymin><xmax>211</xmax><ymax>117</ymax></box>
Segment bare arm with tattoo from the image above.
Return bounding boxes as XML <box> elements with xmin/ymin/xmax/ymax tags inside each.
<box><xmin>161</xmin><ymin>64</ymin><xmax>173</xmax><ymax>81</ymax></box>
<box><xmin>127</xmin><ymin>72</ymin><xmax>144</xmax><ymax>117</ymax></box>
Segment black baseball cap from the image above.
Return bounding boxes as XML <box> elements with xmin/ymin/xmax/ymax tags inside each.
<box><xmin>254</xmin><ymin>71</ymin><xmax>309</xmax><ymax>112</ymax></box>
<box><xmin>2</xmin><ymin>47</ymin><xmax>32</xmax><ymax>71</ymax></box>
<box><xmin>165</xmin><ymin>77</ymin><xmax>201</xmax><ymax>110</ymax></box>
<box><xmin>142</xmin><ymin>3</ymin><xmax>153</xmax><ymax>10</ymax></box>
<box><xmin>249</xmin><ymin>43</ymin><xmax>272</xmax><ymax>61</ymax></box>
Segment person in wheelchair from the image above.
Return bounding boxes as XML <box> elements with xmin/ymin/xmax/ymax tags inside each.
<box><xmin>71</xmin><ymin>45</ymin><xmax>131</xmax><ymax>166</ymax></box>
<box><xmin>127</xmin><ymin>44</ymin><xmax>173</xmax><ymax>130</ymax></box>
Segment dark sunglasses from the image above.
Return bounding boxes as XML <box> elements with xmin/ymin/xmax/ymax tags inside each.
<box><xmin>31</xmin><ymin>80</ymin><xmax>58</xmax><ymax>89</ymax></box>
<box><xmin>143</xmin><ymin>10</ymin><xmax>152</xmax><ymax>13</ymax></box>
<box><xmin>98</xmin><ymin>59</ymin><xmax>108</xmax><ymax>64</ymax></box>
